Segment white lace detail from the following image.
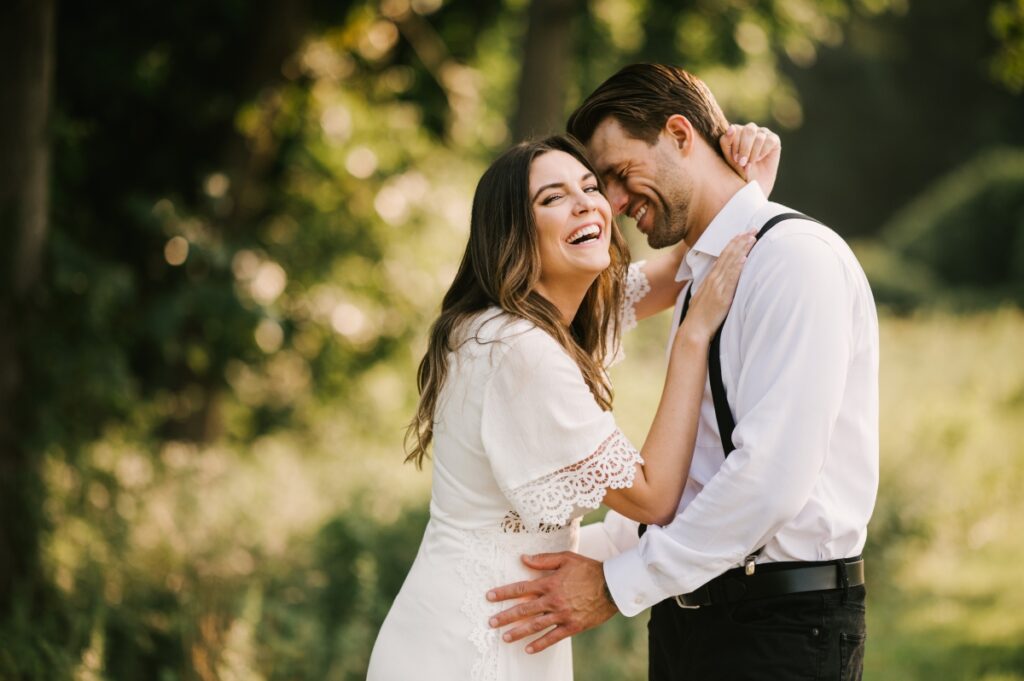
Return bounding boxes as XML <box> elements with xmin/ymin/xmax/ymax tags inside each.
<box><xmin>502</xmin><ymin>429</ymin><xmax>642</xmax><ymax>529</ymax></box>
<box><xmin>620</xmin><ymin>261</ymin><xmax>651</xmax><ymax>333</ymax></box>
<box><xmin>455</xmin><ymin>531</ymin><xmax>501</xmax><ymax>681</ymax></box>
<box><xmin>500</xmin><ymin>511</ymin><xmax>562</xmax><ymax>534</ymax></box>
<box><xmin>455</xmin><ymin>524</ymin><xmax>576</xmax><ymax>680</ymax></box>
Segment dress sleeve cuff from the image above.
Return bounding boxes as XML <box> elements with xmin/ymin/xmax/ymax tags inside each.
<box><xmin>502</xmin><ymin>429</ymin><xmax>642</xmax><ymax>529</ymax></box>
<box><xmin>603</xmin><ymin>543</ymin><xmax>671</xmax><ymax>617</ymax></box>
<box><xmin>620</xmin><ymin>261</ymin><xmax>651</xmax><ymax>333</ymax></box>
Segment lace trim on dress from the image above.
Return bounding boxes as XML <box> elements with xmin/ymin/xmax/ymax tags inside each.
<box><xmin>455</xmin><ymin>531</ymin><xmax>501</xmax><ymax>681</ymax></box>
<box><xmin>502</xmin><ymin>429</ymin><xmax>643</xmax><ymax>530</ymax></box>
<box><xmin>620</xmin><ymin>261</ymin><xmax>651</xmax><ymax>333</ymax></box>
<box><xmin>500</xmin><ymin>511</ymin><xmax>562</xmax><ymax>534</ymax></box>
<box><xmin>455</xmin><ymin>524</ymin><xmax>576</xmax><ymax>681</ymax></box>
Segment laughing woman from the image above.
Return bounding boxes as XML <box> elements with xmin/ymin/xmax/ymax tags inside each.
<box><xmin>366</xmin><ymin>129</ymin><xmax>778</xmax><ymax>681</ymax></box>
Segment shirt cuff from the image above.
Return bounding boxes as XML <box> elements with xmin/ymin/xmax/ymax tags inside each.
<box><xmin>603</xmin><ymin>544</ymin><xmax>670</xmax><ymax>617</ymax></box>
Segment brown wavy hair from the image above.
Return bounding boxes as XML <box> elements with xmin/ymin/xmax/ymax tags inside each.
<box><xmin>405</xmin><ymin>135</ymin><xmax>630</xmax><ymax>468</ymax></box>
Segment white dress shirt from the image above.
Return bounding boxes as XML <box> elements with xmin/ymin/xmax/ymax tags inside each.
<box><xmin>584</xmin><ymin>181</ymin><xmax>880</xmax><ymax>617</ymax></box>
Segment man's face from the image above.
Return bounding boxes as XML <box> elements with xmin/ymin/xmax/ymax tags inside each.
<box><xmin>586</xmin><ymin>117</ymin><xmax>694</xmax><ymax>249</ymax></box>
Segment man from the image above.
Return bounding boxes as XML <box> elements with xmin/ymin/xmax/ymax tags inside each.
<box><xmin>486</xmin><ymin>63</ymin><xmax>879</xmax><ymax>680</ymax></box>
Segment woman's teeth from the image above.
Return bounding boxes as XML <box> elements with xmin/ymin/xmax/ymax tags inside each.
<box><xmin>566</xmin><ymin>224</ymin><xmax>601</xmax><ymax>245</ymax></box>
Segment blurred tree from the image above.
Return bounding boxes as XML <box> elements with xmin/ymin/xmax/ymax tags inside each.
<box><xmin>0</xmin><ymin>0</ymin><xmax>62</xmax><ymax>673</ymax></box>
<box><xmin>511</xmin><ymin>0</ymin><xmax>585</xmax><ymax>139</ymax></box>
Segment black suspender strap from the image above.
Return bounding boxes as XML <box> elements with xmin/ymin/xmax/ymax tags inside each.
<box><xmin>638</xmin><ymin>212</ymin><xmax>818</xmax><ymax>539</ymax></box>
<box><xmin>708</xmin><ymin>212</ymin><xmax>817</xmax><ymax>456</ymax></box>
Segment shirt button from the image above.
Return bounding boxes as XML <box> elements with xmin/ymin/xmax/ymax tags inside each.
<box><xmin>811</xmin><ymin>627</ymin><xmax>820</xmax><ymax>637</ymax></box>
<box><xmin>634</xmin><ymin>597</ymin><xmax>643</xmax><ymax>605</ymax></box>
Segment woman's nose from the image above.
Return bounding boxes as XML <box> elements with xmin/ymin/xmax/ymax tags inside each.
<box><xmin>573</xmin><ymin>190</ymin><xmax>597</xmax><ymax>213</ymax></box>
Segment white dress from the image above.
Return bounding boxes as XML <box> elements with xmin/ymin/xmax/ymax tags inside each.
<box><xmin>366</xmin><ymin>264</ymin><xmax>651</xmax><ymax>681</ymax></box>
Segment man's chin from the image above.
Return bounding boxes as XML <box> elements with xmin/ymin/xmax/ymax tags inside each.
<box><xmin>647</xmin><ymin>231</ymin><xmax>682</xmax><ymax>249</ymax></box>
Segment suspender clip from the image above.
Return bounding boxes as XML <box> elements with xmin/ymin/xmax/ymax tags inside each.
<box><xmin>744</xmin><ymin>555</ymin><xmax>757</xmax><ymax>576</ymax></box>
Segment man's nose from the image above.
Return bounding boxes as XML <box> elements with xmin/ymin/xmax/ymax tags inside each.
<box><xmin>605</xmin><ymin>185</ymin><xmax>628</xmax><ymax>216</ymax></box>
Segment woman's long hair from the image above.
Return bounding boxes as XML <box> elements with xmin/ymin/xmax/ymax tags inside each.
<box><xmin>405</xmin><ymin>135</ymin><xmax>630</xmax><ymax>467</ymax></box>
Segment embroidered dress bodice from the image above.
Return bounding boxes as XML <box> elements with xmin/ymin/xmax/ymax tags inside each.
<box><xmin>367</xmin><ymin>263</ymin><xmax>650</xmax><ymax>681</ymax></box>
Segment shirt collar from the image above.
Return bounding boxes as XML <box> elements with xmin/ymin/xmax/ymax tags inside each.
<box><xmin>674</xmin><ymin>181</ymin><xmax>768</xmax><ymax>282</ymax></box>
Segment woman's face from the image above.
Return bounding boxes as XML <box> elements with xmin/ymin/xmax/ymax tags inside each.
<box><xmin>529</xmin><ymin>150</ymin><xmax>613</xmax><ymax>288</ymax></box>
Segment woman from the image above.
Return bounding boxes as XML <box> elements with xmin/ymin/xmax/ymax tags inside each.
<box><xmin>367</xmin><ymin>128</ymin><xmax>778</xmax><ymax>681</ymax></box>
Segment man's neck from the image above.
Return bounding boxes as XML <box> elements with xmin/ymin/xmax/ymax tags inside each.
<box><xmin>683</xmin><ymin>164</ymin><xmax>748</xmax><ymax>248</ymax></box>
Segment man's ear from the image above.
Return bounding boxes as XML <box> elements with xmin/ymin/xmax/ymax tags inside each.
<box><xmin>664</xmin><ymin>114</ymin><xmax>694</xmax><ymax>155</ymax></box>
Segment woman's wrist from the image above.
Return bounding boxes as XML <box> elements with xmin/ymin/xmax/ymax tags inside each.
<box><xmin>674</xmin><ymin>321</ymin><xmax>712</xmax><ymax>350</ymax></box>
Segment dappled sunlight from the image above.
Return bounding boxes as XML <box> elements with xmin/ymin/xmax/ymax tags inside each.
<box><xmin>8</xmin><ymin>0</ymin><xmax>1022</xmax><ymax>678</ymax></box>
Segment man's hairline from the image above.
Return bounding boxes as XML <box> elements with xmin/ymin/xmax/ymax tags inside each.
<box><xmin>577</xmin><ymin>112</ymin><xmax>662</xmax><ymax>148</ymax></box>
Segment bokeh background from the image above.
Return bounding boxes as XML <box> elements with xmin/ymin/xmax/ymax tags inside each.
<box><xmin>2</xmin><ymin>0</ymin><xmax>1024</xmax><ymax>679</ymax></box>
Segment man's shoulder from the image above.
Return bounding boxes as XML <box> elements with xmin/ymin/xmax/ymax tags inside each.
<box><xmin>735</xmin><ymin>206</ymin><xmax>874</xmax><ymax>316</ymax></box>
<box><xmin>758</xmin><ymin>203</ymin><xmax>838</xmax><ymax>239</ymax></box>
<box><xmin>751</xmin><ymin>204</ymin><xmax>857</xmax><ymax>267</ymax></box>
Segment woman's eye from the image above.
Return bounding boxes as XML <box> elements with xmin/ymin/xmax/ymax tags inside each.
<box><xmin>584</xmin><ymin>185</ymin><xmax>600</xmax><ymax>193</ymax></box>
<box><xmin>542</xmin><ymin>194</ymin><xmax>562</xmax><ymax>205</ymax></box>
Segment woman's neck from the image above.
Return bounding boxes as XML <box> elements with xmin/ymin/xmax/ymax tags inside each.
<box><xmin>534</xmin><ymin>277</ymin><xmax>591</xmax><ymax>326</ymax></box>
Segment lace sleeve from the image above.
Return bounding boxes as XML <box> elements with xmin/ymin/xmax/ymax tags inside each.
<box><xmin>501</xmin><ymin>429</ymin><xmax>643</xmax><ymax>529</ymax></box>
<box><xmin>620</xmin><ymin>261</ymin><xmax>651</xmax><ymax>333</ymax></box>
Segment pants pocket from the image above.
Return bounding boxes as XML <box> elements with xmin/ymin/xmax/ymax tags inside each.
<box><xmin>839</xmin><ymin>631</ymin><xmax>865</xmax><ymax>681</ymax></box>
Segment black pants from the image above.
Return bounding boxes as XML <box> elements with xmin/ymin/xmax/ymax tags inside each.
<box><xmin>648</xmin><ymin>584</ymin><xmax>866</xmax><ymax>681</ymax></box>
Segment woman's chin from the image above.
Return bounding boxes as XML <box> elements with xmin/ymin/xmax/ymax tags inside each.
<box><xmin>590</xmin><ymin>252</ymin><xmax>613</xmax><ymax>273</ymax></box>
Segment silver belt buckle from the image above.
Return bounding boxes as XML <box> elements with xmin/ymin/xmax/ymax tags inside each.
<box><xmin>674</xmin><ymin>594</ymin><xmax>700</xmax><ymax>609</ymax></box>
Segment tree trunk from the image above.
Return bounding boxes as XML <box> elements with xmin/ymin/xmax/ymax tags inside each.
<box><xmin>0</xmin><ymin>0</ymin><xmax>55</xmax><ymax>619</ymax></box>
<box><xmin>511</xmin><ymin>0</ymin><xmax>583</xmax><ymax>141</ymax></box>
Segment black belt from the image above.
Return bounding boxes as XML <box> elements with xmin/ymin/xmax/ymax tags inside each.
<box><xmin>674</xmin><ymin>557</ymin><xmax>865</xmax><ymax>609</ymax></box>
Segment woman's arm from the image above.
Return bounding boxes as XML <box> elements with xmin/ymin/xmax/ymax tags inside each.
<box><xmin>630</xmin><ymin>123</ymin><xmax>780</xmax><ymax>323</ymax></box>
<box><xmin>602</xmin><ymin>231</ymin><xmax>756</xmax><ymax>525</ymax></box>
<box><xmin>631</xmin><ymin>242</ymin><xmax>688</xmax><ymax>323</ymax></box>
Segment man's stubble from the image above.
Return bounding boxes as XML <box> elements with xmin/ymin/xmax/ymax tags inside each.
<box><xmin>645</xmin><ymin>166</ymin><xmax>693</xmax><ymax>250</ymax></box>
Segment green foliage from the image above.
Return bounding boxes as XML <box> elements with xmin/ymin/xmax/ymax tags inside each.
<box><xmin>990</xmin><ymin>0</ymin><xmax>1024</xmax><ymax>93</ymax></box>
<box><xmin>8</xmin><ymin>0</ymin><xmax>1024</xmax><ymax>678</ymax></box>
<box><xmin>881</xmin><ymin>147</ymin><xmax>1024</xmax><ymax>304</ymax></box>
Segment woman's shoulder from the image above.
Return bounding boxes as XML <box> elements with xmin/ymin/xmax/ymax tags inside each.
<box><xmin>454</xmin><ymin>308</ymin><xmax>564</xmax><ymax>367</ymax></box>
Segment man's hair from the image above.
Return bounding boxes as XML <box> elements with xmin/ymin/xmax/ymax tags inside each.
<box><xmin>567</xmin><ymin>63</ymin><xmax>729</xmax><ymax>153</ymax></box>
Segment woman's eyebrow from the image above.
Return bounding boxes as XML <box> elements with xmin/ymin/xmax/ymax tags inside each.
<box><xmin>532</xmin><ymin>181</ymin><xmax>566</xmax><ymax>202</ymax></box>
<box><xmin>531</xmin><ymin>173</ymin><xmax>595</xmax><ymax>202</ymax></box>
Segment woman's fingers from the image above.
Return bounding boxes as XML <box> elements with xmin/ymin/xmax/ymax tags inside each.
<box><xmin>706</xmin><ymin>233</ymin><xmax>754</xmax><ymax>293</ymax></box>
<box><xmin>753</xmin><ymin>128</ymin><xmax>779</xmax><ymax>162</ymax></box>
<box><xmin>735</xmin><ymin>123</ymin><xmax>761</xmax><ymax>167</ymax></box>
<box><xmin>746</xmin><ymin>132</ymin><xmax>768</xmax><ymax>166</ymax></box>
<box><xmin>720</xmin><ymin>124</ymin><xmax>740</xmax><ymax>163</ymax></box>
<box><xmin>698</xmin><ymin>235</ymin><xmax>752</xmax><ymax>298</ymax></box>
<box><xmin>721</xmin><ymin>123</ymin><xmax>779</xmax><ymax>169</ymax></box>
<box><xmin>678</xmin><ymin>231</ymin><xmax>755</xmax><ymax>342</ymax></box>
<box><xmin>718</xmin><ymin>231</ymin><xmax>756</xmax><ymax>266</ymax></box>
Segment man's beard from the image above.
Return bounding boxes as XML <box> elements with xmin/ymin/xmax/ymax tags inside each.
<box><xmin>646</xmin><ymin>179</ymin><xmax>691</xmax><ymax>249</ymax></box>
